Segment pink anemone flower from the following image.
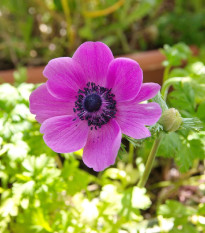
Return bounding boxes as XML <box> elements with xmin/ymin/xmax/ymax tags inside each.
<box><xmin>29</xmin><ymin>42</ymin><xmax>162</xmax><ymax>171</ymax></box>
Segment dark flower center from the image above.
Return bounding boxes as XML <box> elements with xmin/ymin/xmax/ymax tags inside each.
<box><xmin>84</xmin><ymin>94</ymin><xmax>102</xmax><ymax>112</ymax></box>
<box><xmin>73</xmin><ymin>82</ymin><xmax>117</xmax><ymax>130</ymax></box>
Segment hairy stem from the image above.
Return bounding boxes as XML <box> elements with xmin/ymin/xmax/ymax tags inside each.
<box><xmin>138</xmin><ymin>133</ymin><xmax>163</xmax><ymax>188</ymax></box>
<box><xmin>161</xmin><ymin>77</ymin><xmax>190</xmax><ymax>100</ymax></box>
<box><xmin>162</xmin><ymin>65</ymin><xmax>171</xmax><ymax>84</ymax></box>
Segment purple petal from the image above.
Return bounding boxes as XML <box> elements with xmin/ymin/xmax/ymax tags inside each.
<box><xmin>82</xmin><ymin>119</ymin><xmax>121</xmax><ymax>172</ymax></box>
<box><xmin>122</xmin><ymin>123</ymin><xmax>151</xmax><ymax>139</ymax></box>
<box><xmin>43</xmin><ymin>57</ymin><xmax>87</xmax><ymax>100</ymax></box>
<box><xmin>116</xmin><ymin>102</ymin><xmax>162</xmax><ymax>139</ymax></box>
<box><xmin>72</xmin><ymin>42</ymin><xmax>114</xmax><ymax>86</ymax></box>
<box><xmin>106</xmin><ymin>58</ymin><xmax>143</xmax><ymax>102</ymax></box>
<box><xmin>135</xmin><ymin>83</ymin><xmax>161</xmax><ymax>103</ymax></box>
<box><xmin>29</xmin><ymin>84</ymin><xmax>74</xmax><ymax>123</ymax></box>
<box><xmin>40</xmin><ymin>116</ymin><xmax>89</xmax><ymax>153</ymax></box>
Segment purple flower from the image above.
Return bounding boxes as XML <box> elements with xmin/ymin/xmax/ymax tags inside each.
<box><xmin>29</xmin><ymin>42</ymin><xmax>162</xmax><ymax>171</ymax></box>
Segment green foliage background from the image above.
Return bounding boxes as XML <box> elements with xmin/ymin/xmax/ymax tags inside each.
<box><xmin>1</xmin><ymin>0</ymin><xmax>205</xmax><ymax>231</ymax></box>
<box><xmin>0</xmin><ymin>43</ymin><xmax>205</xmax><ymax>232</ymax></box>
<box><xmin>1</xmin><ymin>0</ymin><xmax>205</xmax><ymax>69</ymax></box>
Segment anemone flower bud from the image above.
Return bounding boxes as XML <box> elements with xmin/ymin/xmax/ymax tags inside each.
<box><xmin>159</xmin><ymin>108</ymin><xmax>182</xmax><ymax>132</ymax></box>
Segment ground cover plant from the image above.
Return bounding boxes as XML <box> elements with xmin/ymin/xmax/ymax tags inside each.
<box><xmin>0</xmin><ymin>42</ymin><xmax>205</xmax><ymax>233</ymax></box>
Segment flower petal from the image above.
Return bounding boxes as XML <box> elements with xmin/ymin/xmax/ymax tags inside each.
<box><xmin>106</xmin><ymin>58</ymin><xmax>143</xmax><ymax>102</ymax></box>
<box><xmin>135</xmin><ymin>83</ymin><xmax>161</xmax><ymax>103</ymax></box>
<box><xmin>72</xmin><ymin>41</ymin><xmax>114</xmax><ymax>86</ymax></box>
<box><xmin>116</xmin><ymin>102</ymin><xmax>162</xmax><ymax>139</ymax></box>
<box><xmin>29</xmin><ymin>84</ymin><xmax>74</xmax><ymax>123</ymax></box>
<box><xmin>82</xmin><ymin>119</ymin><xmax>121</xmax><ymax>172</ymax></box>
<box><xmin>43</xmin><ymin>57</ymin><xmax>86</xmax><ymax>100</ymax></box>
<box><xmin>40</xmin><ymin>116</ymin><xmax>89</xmax><ymax>153</ymax></box>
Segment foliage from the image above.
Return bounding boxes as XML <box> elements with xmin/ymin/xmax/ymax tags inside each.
<box><xmin>0</xmin><ymin>80</ymin><xmax>151</xmax><ymax>232</ymax></box>
<box><xmin>156</xmin><ymin>1</ymin><xmax>205</xmax><ymax>47</ymax></box>
<box><xmin>0</xmin><ymin>0</ymin><xmax>161</xmax><ymax>69</ymax></box>
<box><xmin>157</xmin><ymin>200</ymin><xmax>204</xmax><ymax>233</ymax></box>
<box><xmin>1</xmin><ymin>43</ymin><xmax>205</xmax><ymax>232</ymax></box>
<box><xmin>140</xmin><ymin>43</ymin><xmax>205</xmax><ymax>173</ymax></box>
<box><xmin>1</xmin><ymin>0</ymin><xmax>205</xmax><ymax>69</ymax></box>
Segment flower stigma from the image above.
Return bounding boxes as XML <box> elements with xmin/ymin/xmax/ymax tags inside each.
<box><xmin>73</xmin><ymin>82</ymin><xmax>117</xmax><ymax>130</ymax></box>
<box><xmin>84</xmin><ymin>94</ymin><xmax>102</xmax><ymax>112</ymax></box>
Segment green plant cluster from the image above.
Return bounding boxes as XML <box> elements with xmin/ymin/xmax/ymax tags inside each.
<box><xmin>1</xmin><ymin>0</ymin><xmax>205</xmax><ymax>69</ymax></box>
<box><xmin>0</xmin><ymin>82</ymin><xmax>155</xmax><ymax>232</ymax></box>
<box><xmin>159</xmin><ymin>43</ymin><xmax>205</xmax><ymax>172</ymax></box>
<box><xmin>156</xmin><ymin>0</ymin><xmax>205</xmax><ymax>47</ymax></box>
<box><xmin>0</xmin><ymin>43</ymin><xmax>205</xmax><ymax>232</ymax></box>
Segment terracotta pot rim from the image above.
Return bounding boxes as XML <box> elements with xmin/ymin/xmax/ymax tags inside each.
<box><xmin>0</xmin><ymin>49</ymin><xmax>166</xmax><ymax>85</ymax></box>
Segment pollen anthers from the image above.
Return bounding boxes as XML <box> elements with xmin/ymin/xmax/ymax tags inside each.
<box><xmin>73</xmin><ymin>82</ymin><xmax>117</xmax><ymax>130</ymax></box>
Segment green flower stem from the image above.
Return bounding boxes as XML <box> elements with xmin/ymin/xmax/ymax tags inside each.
<box><xmin>138</xmin><ymin>133</ymin><xmax>163</xmax><ymax>188</ymax></box>
<box><xmin>162</xmin><ymin>65</ymin><xmax>171</xmax><ymax>84</ymax></box>
<box><xmin>161</xmin><ymin>77</ymin><xmax>190</xmax><ymax>100</ymax></box>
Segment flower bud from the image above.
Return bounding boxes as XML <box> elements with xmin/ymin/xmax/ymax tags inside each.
<box><xmin>159</xmin><ymin>108</ymin><xmax>182</xmax><ymax>132</ymax></box>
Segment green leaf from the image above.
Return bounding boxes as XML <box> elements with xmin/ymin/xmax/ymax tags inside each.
<box><xmin>120</xmin><ymin>187</ymin><xmax>151</xmax><ymax>220</ymax></box>
<box><xmin>0</xmin><ymin>84</ymin><xmax>20</xmax><ymax>110</ymax></box>
<box><xmin>198</xmin><ymin>203</ymin><xmax>205</xmax><ymax>215</ymax></box>
<box><xmin>197</xmin><ymin>101</ymin><xmax>205</xmax><ymax>122</ymax></box>
<box><xmin>123</xmin><ymin>135</ymin><xmax>143</xmax><ymax>148</ymax></box>
<box><xmin>102</xmin><ymin>168</ymin><xmax>127</xmax><ymax>183</ymax></box>
<box><xmin>22</xmin><ymin>154</ymin><xmax>56</xmax><ymax>175</ymax></box>
<box><xmin>120</xmin><ymin>187</ymin><xmax>140</xmax><ymax>220</ymax></box>
<box><xmin>170</xmin><ymin>224</ymin><xmax>199</xmax><ymax>233</ymax></box>
<box><xmin>32</xmin><ymin>208</ymin><xmax>52</xmax><ymax>232</ymax></box>
<box><xmin>6</xmin><ymin>140</ymin><xmax>29</xmax><ymax>161</ymax></box>
<box><xmin>157</xmin><ymin>132</ymin><xmax>181</xmax><ymax>157</ymax></box>
<box><xmin>19</xmin><ymin>16</ymin><xmax>33</xmax><ymax>44</ymax></box>
<box><xmin>12</xmin><ymin>181</ymin><xmax>35</xmax><ymax>197</ymax></box>
<box><xmin>100</xmin><ymin>184</ymin><xmax>122</xmax><ymax>215</ymax></box>
<box><xmin>168</xmin><ymin>82</ymin><xmax>195</xmax><ymax>117</ymax></box>
<box><xmin>13</xmin><ymin>67</ymin><xmax>28</xmax><ymax>86</ymax></box>
<box><xmin>17</xmin><ymin>83</ymin><xmax>35</xmax><ymax>101</ymax></box>
<box><xmin>182</xmin><ymin>117</ymin><xmax>203</xmax><ymax>131</ymax></box>
<box><xmin>117</xmin><ymin>142</ymin><xmax>127</xmax><ymax>160</ymax></box>
<box><xmin>125</xmin><ymin>0</ymin><xmax>155</xmax><ymax>26</ymax></box>
<box><xmin>62</xmin><ymin>159</ymin><xmax>94</xmax><ymax>195</ymax></box>
<box><xmin>131</xmin><ymin>187</ymin><xmax>151</xmax><ymax>210</ymax></box>
<box><xmin>158</xmin><ymin>200</ymin><xmax>196</xmax><ymax>219</ymax></box>
<box><xmin>175</xmin><ymin>138</ymin><xmax>205</xmax><ymax>172</ymax></box>
<box><xmin>161</xmin><ymin>43</ymin><xmax>191</xmax><ymax>67</ymax></box>
<box><xmin>169</xmin><ymin>68</ymin><xmax>189</xmax><ymax>78</ymax></box>
<box><xmin>0</xmin><ymin>198</ymin><xmax>19</xmax><ymax>217</ymax></box>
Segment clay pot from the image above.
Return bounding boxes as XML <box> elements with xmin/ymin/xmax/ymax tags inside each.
<box><xmin>0</xmin><ymin>45</ymin><xmax>199</xmax><ymax>85</ymax></box>
<box><xmin>1</xmin><ymin>46</ymin><xmax>199</xmax><ymax>85</ymax></box>
<box><xmin>0</xmin><ymin>49</ymin><xmax>166</xmax><ymax>85</ymax></box>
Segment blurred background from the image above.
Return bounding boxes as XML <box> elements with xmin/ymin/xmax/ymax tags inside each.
<box><xmin>1</xmin><ymin>0</ymin><xmax>205</xmax><ymax>70</ymax></box>
<box><xmin>0</xmin><ymin>1</ymin><xmax>205</xmax><ymax>233</ymax></box>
